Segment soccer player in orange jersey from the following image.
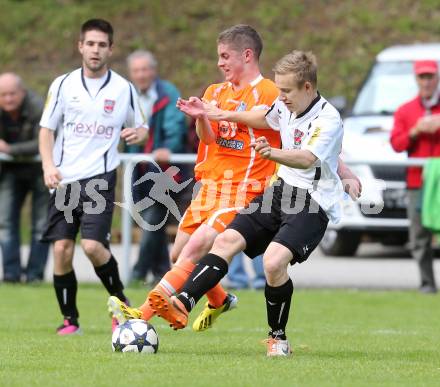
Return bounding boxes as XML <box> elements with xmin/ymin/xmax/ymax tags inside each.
<box><xmin>108</xmin><ymin>25</ymin><xmax>281</xmax><ymax>331</ymax></box>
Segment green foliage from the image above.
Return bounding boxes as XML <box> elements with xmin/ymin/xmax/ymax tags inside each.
<box><xmin>1</xmin><ymin>0</ymin><xmax>440</xmax><ymax>105</ymax></box>
<box><xmin>1</xmin><ymin>285</ymin><xmax>440</xmax><ymax>386</ymax></box>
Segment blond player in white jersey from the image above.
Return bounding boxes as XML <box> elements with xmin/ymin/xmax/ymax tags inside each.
<box><xmin>144</xmin><ymin>50</ymin><xmax>348</xmax><ymax>357</ymax></box>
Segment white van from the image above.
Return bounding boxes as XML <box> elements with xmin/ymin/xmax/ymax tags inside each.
<box><xmin>320</xmin><ymin>43</ymin><xmax>440</xmax><ymax>256</ymax></box>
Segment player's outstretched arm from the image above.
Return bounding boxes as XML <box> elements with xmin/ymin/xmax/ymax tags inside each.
<box><xmin>177</xmin><ymin>97</ymin><xmax>215</xmax><ymax>144</ymax></box>
<box><xmin>204</xmin><ymin>102</ymin><xmax>270</xmax><ymax>129</ymax></box>
<box><xmin>39</xmin><ymin>127</ymin><xmax>62</xmax><ymax>188</ymax></box>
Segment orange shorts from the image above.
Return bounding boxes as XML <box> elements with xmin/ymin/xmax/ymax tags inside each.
<box><xmin>178</xmin><ymin>182</ymin><xmax>261</xmax><ymax>234</ymax></box>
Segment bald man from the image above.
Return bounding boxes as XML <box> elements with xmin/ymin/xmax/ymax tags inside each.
<box><xmin>0</xmin><ymin>72</ymin><xmax>49</xmax><ymax>283</ymax></box>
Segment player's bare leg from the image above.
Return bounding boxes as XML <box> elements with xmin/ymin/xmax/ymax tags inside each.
<box><xmin>169</xmin><ymin>229</ymin><xmax>191</xmax><ymax>264</ymax></box>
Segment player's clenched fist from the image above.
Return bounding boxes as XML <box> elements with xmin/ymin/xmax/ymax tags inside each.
<box><xmin>43</xmin><ymin>165</ymin><xmax>62</xmax><ymax>189</ymax></box>
<box><xmin>251</xmin><ymin>136</ymin><xmax>272</xmax><ymax>159</ymax></box>
<box><xmin>121</xmin><ymin>127</ymin><xmax>148</xmax><ymax>145</ymax></box>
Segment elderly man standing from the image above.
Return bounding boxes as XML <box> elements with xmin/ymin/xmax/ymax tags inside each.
<box><xmin>126</xmin><ymin>50</ymin><xmax>187</xmax><ymax>284</ymax></box>
<box><xmin>0</xmin><ymin>73</ymin><xmax>49</xmax><ymax>283</ymax></box>
<box><xmin>391</xmin><ymin>60</ymin><xmax>440</xmax><ymax>294</ymax></box>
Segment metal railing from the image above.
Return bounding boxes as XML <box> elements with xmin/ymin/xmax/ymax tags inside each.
<box><xmin>0</xmin><ymin>152</ymin><xmax>430</xmax><ymax>283</ymax></box>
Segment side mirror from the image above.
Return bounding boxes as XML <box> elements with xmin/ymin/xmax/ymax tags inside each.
<box><xmin>328</xmin><ymin>95</ymin><xmax>347</xmax><ymax>116</ymax></box>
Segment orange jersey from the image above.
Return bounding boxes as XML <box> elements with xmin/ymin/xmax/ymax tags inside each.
<box><xmin>179</xmin><ymin>178</ymin><xmax>265</xmax><ymax>234</ymax></box>
<box><xmin>195</xmin><ymin>76</ymin><xmax>280</xmax><ymax>193</ymax></box>
<box><xmin>194</xmin><ymin>141</ymin><xmax>215</xmax><ymax>181</ymax></box>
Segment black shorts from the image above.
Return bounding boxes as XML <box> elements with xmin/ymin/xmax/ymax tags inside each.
<box><xmin>228</xmin><ymin>179</ymin><xmax>329</xmax><ymax>263</ymax></box>
<box><xmin>41</xmin><ymin>170</ymin><xmax>116</xmax><ymax>247</ymax></box>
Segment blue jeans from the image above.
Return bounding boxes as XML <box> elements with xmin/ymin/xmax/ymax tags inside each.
<box><xmin>0</xmin><ymin>168</ymin><xmax>50</xmax><ymax>281</ymax></box>
<box><xmin>227</xmin><ymin>252</ymin><xmax>265</xmax><ymax>289</ymax></box>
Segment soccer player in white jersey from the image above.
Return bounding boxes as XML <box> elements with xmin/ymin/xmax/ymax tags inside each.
<box><xmin>39</xmin><ymin>19</ymin><xmax>148</xmax><ymax>335</ymax></box>
<box><xmin>147</xmin><ymin>50</ymin><xmax>345</xmax><ymax>356</ymax></box>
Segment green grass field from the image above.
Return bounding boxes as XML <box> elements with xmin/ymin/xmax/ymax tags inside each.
<box><xmin>1</xmin><ymin>284</ymin><xmax>439</xmax><ymax>387</ymax></box>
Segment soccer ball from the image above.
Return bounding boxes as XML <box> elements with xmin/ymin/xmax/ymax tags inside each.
<box><xmin>112</xmin><ymin>319</ymin><xmax>159</xmax><ymax>354</ymax></box>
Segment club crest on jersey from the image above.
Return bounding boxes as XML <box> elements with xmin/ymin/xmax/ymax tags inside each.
<box><xmin>219</xmin><ymin>120</ymin><xmax>237</xmax><ymax>138</ymax></box>
<box><xmin>294</xmin><ymin>128</ymin><xmax>304</xmax><ymax>146</ymax></box>
<box><xmin>104</xmin><ymin>99</ymin><xmax>115</xmax><ymax>114</ymax></box>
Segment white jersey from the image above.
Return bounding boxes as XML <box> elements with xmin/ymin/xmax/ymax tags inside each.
<box><xmin>40</xmin><ymin>68</ymin><xmax>147</xmax><ymax>184</ymax></box>
<box><xmin>265</xmin><ymin>93</ymin><xmax>344</xmax><ymax>222</ymax></box>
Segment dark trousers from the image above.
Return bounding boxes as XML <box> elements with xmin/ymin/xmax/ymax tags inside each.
<box><xmin>407</xmin><ymin>189</ymin><xmax>436</xmax><ymax>288</ymax></box>
<box><xmin>0</xmin><ymin>169</ymin><xmax>50</xmax><ymax>281</ymax></box>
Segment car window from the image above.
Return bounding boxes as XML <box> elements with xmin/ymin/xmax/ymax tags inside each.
<box><xmin>352</xmin><ymin>61</ymin><xmax>419</xmax><ymax>116</ymax></box>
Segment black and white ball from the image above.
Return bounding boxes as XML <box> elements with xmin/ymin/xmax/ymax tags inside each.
<box><xmin>112</xmin><ymin>319</ymin><xmax>159</xmax><ymax>354</ymax></box>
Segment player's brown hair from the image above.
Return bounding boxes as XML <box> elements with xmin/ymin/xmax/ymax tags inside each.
<box><xmin>273</xmin><ymin>50</ymin><xmax>318</xmax><ymax>88</ymax></box>
<box><xmin>80</xmin><ymin>19</ymin><xmax>114</xmax><ymax>46</ymax></box>
<box><xmin>217</xmin><ymin>24</ymin><xmax>263</xmax><ymax>59</ymax></box>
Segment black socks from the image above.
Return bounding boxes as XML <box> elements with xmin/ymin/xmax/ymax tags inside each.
<box><xmin>178</xmin><ymin>253</ymin><xmax>229</xmax><ymax>312</ymax></box>
<box><xmin>54</xmin><ymin>270</ymin><xmax>79</xmax><ymax>324</ymax></box>
<box><xmin>94</xmin><ymin>255</ymin><xmax>127</xmax><ymax>302</ymax></box>
<box><xmin>54</xmin><ymin>256</ymin><xmax>126</xmax><ymax>326</ymax></box>
<box><xmin>265</xmin><ymin>278</ymin><xmax>294</xmax><ymax>340</ymax></box>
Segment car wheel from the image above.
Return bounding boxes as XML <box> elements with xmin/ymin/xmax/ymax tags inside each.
<box><xmin>320</xmin><ymin>230</ymin><xmax>361</xmax><ymax>256</ymax></box>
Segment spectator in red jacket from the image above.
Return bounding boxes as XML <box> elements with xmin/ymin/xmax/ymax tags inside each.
<box><xmin>390</xmin><ymin>59</ymin><xmax>440</xmax><ymax>294</ymax></box>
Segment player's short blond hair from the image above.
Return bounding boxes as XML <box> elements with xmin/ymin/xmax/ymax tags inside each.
<box><xmin>273</xmin><ymin>50</ymin><xmax>317</xmax><ymax>88</ymax></box>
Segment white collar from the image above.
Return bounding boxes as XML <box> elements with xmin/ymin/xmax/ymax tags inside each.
<box><xmin>249</xmin><ymin>74</ymin><xmax>263</xmax><ymax>87</ymax></box>
<box><xmin>227</xmin><ymin>74</ymin><xmax>264</xmax><ymax>89</ymax></box>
